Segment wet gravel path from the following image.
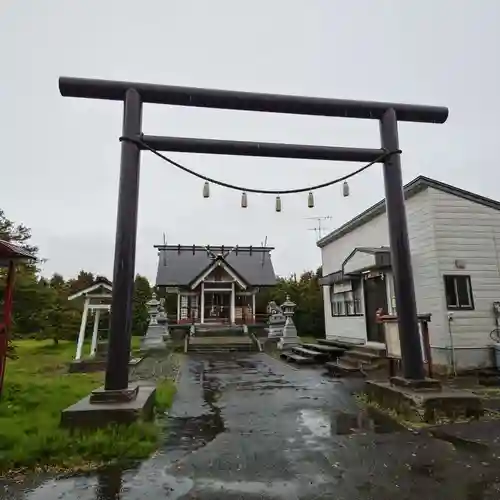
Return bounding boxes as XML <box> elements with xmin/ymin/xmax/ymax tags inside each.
<box><xmin>129</xmin><ymin>352</ymin><xmax>180</xmax><ymax>383</ymax></box>
<box><xmin>10</xmin><ymin>353</ymin><xmax>500</xmax><ymax>499</ymax></box>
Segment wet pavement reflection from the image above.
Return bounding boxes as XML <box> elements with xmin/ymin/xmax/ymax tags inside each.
<box><xmin>6</xmin><ymin>352</ymin><xmax>500</xmax><ymax>499</ymax></box>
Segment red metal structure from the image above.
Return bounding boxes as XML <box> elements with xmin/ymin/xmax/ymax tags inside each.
<box><xmin>0</xmin><ymin>240</ymin><xmax>36</xmax><ymax>397</ymax></box>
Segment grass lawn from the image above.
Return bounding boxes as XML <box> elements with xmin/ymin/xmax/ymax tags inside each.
<box><xmin>0</xmin><ymin>338</ymin><xmax>176</xmax><ymax>475</ymax></box>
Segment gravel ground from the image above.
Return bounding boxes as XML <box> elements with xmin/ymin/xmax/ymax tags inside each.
<box><xmin>129</xmin><ymin>351</ymin><xmax>181</xmax><ymax>383</ymax></box>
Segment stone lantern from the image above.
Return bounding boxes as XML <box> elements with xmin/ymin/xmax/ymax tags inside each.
<box><xmin>141</xmin><ymin>293</ymin><xmax>167</xmax><ymax>350</ymax></box>
<box><xmin>147</xmin><ymin>293</ymin><xmax>160</xmax><ymax>325</ymax></box>
<box><xmin>157</xmin><ymin>298</ymin><xmax>170</xmax><ymax>340</ymax></box>
<box><xmin>277</xmin><ymin>295</ymin><xmax>300</xmax><ymax>350</ymax></box>
<box><xmin>281</xmin><ymin>295</ymin><xmax>296</xmax><ymax>317</ymax></box>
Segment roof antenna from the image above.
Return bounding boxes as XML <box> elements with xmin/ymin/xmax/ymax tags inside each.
<box><xmin>261</xmin><ymin>236</ymin><xmax>268</xmax><ymax>266</ymax></box>
<box><xmin>162</xmin><ymin>233</ymin><xmax>167</xmax><ymax>265</ymax></box>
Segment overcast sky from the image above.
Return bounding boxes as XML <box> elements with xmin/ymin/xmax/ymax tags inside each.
<box><xmin>1</xmin><ymin>1</ymin><xmax>499</xmax><ymax>283</ymax></box>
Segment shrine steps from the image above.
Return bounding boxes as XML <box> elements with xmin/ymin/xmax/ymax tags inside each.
<box><xmin>279</xmin><ymin>341</ymin><xmax>348</xmax><ymax>366</ymax></box>
<box><xmin>187</xmin><ymin>335</ymin><xmax>258</xmax><ymax>353</ymax></box>
<box><xmin>193</xmin><ymin>324</ymin><xmax>245</xmax><ymax>337</ymax></box>
<box><xmin>325</xmin><ymin>342</ymin><xmax>389</xmax><ymax>378</ymax></box>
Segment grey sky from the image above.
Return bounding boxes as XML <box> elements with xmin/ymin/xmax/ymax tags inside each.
<box><xmin>1</xmin><ymin>1</ymin><xmax>499</xmax><ymax>283</ymax></box>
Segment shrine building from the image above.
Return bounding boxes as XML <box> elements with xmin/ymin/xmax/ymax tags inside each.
<box><xmin>155</xmin><ymin>245</ymin><xmax>277</xmax><ymax>325</ymax></box>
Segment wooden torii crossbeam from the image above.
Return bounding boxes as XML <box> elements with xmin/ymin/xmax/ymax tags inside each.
<box><xmin>0</xmin><ymin>240</ymin><xmax>36</xmax><ymax>398</ymax></box>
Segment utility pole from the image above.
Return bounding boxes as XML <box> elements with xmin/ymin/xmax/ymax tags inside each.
<box><xmin>306</xmin><ymin>216</ymin><xmax>332</xmax><ymax>241</ymax></box>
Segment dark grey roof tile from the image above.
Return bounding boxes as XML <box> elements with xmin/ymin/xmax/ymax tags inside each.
<box><xmin>155</xmin><ymin>246</ymin><xmax>277</xmax><ymax>287</ymax></box>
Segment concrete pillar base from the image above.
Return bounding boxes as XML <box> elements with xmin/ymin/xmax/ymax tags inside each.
<box><xmin>365</xmin><ymin>380</ymin><xmax>483</xmax><ymax>424</ymax></box>
<box><xmin>60</xmin><ymin>384</ymin><xmax>156</xmax><ymax>429</ymax></box>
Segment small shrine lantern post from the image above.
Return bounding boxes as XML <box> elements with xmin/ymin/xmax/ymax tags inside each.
<box><xmin>277</xmin><ymin>295</ymin><xmax>300</xmax><ymax>350</ymax></box>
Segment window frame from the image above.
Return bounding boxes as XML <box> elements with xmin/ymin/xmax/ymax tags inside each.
<box><xmin>443</xmin><ymin>274</ymin><xmax>474</xmax><ymax>311</ymax></box>
<box><xmin>330</xmin><ymin>281</ymin><xmax>363</xmax><ymax>317</ymax></box>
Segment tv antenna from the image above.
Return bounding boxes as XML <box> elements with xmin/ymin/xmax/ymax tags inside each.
<box><xmin>306</xmin><ymin>216</ymin><xmax>332</xmax><ymax>241</ymax></box>
<box><xmin>161</xmin><ymin>233</ymin><xmax>167</xmax><ymax>265</ymax></box>
<box><xmin>260</xmin><ymin>236</ymin><xmax>268</xmax><ymax>266</ymax></box>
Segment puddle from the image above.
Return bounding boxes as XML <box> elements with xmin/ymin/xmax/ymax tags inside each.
<box><xmin>299</xmin><ymin>407</ymin><xmax>403</xmax><ymax>438</ymax></box>
<box><xmin>335</xmin><ymin>407</ymin><xmax>402</xmax><ymax>435</ymax></box>
<box><xmin>161</xmin><ymin>382</ymin><xmax>225</xmax><ymax>455</ymax></box>
<box><xmin>162</xmin><ymin>413</ymin><xmax>225</xmax><ymax>453</ymax></box>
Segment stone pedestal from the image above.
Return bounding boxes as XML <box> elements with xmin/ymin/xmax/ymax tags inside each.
<box><xmin>267</xmin><ymin>322</ymin><xmax>285</xmax><ymax>338</ymax></box>
<box><xmin>141</xmin><ymin>324</ymin><xmax>167</xmax><ymax>350</ymax></box>
<box><xmin>140</xmin><ymin>293</ymin><xmax>169</xmax><ymax>351</ymax></box>
<box><xmin>277</xmin><ymin>317</ymin><xmax>300</xmax><ymax>350</ymax></box>
<box><xmin>265</xmin><ymin>300</ymin><xmax>286</xmax><ymax>338</ymax></box>
<box><xmin>365</xmin><ymin>380</ymin><xmax>483</xmax><ymax>424</ymax></box>
<box><xmin>61</xmin><ymin>384</ymin><xmax>156</xmax><ymax>429</ymax></box>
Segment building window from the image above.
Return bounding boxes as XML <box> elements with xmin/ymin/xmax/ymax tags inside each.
<box><xmin>330</xmin><ymin>282</ymin><xmax>362</xmax><ymax>317</ymax></box>
<box><xmin>444</xmin><ymin>275</ymin><xmax>474</xmax><ymax>310</ymax></box>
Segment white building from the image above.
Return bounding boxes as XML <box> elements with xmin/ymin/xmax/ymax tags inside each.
<box><xmin>317</xmin><ymin>176</ymin><xmax>500</xmax><ymax>371</ymax></box>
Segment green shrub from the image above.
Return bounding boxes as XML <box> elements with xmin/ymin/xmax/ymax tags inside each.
<box><xmin>0</xmin><ymin>340</ymin><xmax>173</xmax><ymax>473</ymax></box>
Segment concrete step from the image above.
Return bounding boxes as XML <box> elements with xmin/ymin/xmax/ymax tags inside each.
<box><xmin>317</xmin><ymin>339</ymin><xmax>360</xmax><ymax>350</ymax></box>
<box><xmin>280</xmin><ymin>352</ymin><xmax>316</xmax><ymax>365</ymax></box>
<box><xmin>190</xmin><ymin>336</ymin><xmax>251</xmax><ymax>344</ymax></box>
<box><xmin>187</xmin><ymin>335</ymin><xmax>256</xmax><ymax>353</ymax></box>
<box><xmin>301</xmin><ymin>343</ymin><xmax>345</xmax><ymax>357</ymax></box>
<box><xmin>194</xmin><ymin>327</ymin><xmax>245</xmax><ymax>337</ymax></box>
<box><xmin>355</xmin><ymin>343</ymin><xmax>387</xmax><ymax>357</ymax></box>
<box><xmin>344</xmin><ymin>350</ymin><xmax>381</xmax><ymax>362</ymax></box>
<box><xmin>342</xmin><ymin>357</ymin><xmax>390</xmax><ymax>375</ymax></box>
<box><xmin>189</xmin><ymin>347</ymin><xmax>255</xmax><ymax>353</ymax></box>
<box><xmin>291</xmin><ymin>346</ymin><xmax>330</xmax><ymax>360</ymax></box>
<box><xmin>325</xmin><ymin>360</ymin><xmax>364</xmax><ymax>378</ymax></box>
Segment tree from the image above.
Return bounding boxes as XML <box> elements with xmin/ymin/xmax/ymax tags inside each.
<box><xmin>255</xmin><ymin>266</ymin><xmax>325</xmax><ymax>338</ymax></box>
<box><xmin>132</xmin><ymin>275</ymin><xmax>151</xmax><ymax>336</ymax></box>
<box><xmin>40</xmin><ymin>291</ymin><xmax>76</xmax><ymax>345</ymax></box>
<box><xmin>49</xmin><ymin>273</ymin><xmax>65</xmax><ymax>290</ymax></box>
<box><xmin>0</xmin><ymin>209</ymin><xmax>38</xmax><ymax>256</ymax></box>
<box><xmin>67</xmin><ymin>270</ymin><xmax>94</xmax><ymax>295</ymax></box>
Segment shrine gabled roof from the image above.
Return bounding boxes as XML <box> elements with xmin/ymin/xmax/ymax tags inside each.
<box><xmin>155</xmin><ymin>245</ymin><xmax>277</xmax><ymax>287</ymax></box>
<box><xmin>0</xmin><ymin>240</ymin><xmax>36</xmax><ymax>267</ymax></box>
<box><xmin>67</xmin><ymin>278</ymin><xmax>113</xmax><ymax>301</ymax></box>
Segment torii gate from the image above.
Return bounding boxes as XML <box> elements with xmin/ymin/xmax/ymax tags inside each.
<box><xmin>68</xmin><ymin>277</ymin><xmax>112</xmax><ymax>361</ymax></box>
<box><xmin>59</xmin><ymin>76</ymin><xmax>448</xmax><ymax>405</ymax></box>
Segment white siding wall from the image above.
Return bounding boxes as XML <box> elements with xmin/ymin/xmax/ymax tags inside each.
<box><xmin>322</xmin><ymin>216</ymin><xmax>389</xmax><ymax>275</ymax></box>
<box><xmin>322</xmin><ymin>286</ymin><xmax>366</xmax><ymax>343</ymax></box>
<box><xmin>430</xmin><ymin>188</ymin><xmax>500</xmax><ymax>368</ymax></box>
<box><xmin>321</xmin><ymin>190</ymin><xmax>443</xmax><ymax>346</ymax></box>
<box><xmin>343</xmin><ymin>251</ymin><xmax>377</xmax><ymax>274</ymax></box>
<box><xmin>321</xmin><ymin>209</ymin><xmax>388</xmax><ymax>344</ymax></box>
